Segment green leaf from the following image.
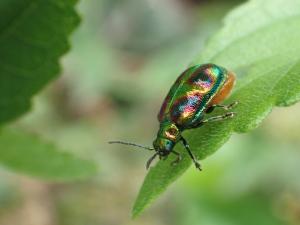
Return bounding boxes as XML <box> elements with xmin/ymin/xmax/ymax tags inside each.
<box><xmin>0</xmin><ymin>0</ymin><xmax>79</xmax><ymax>125</ymax></box>
<box><xmin>132</xmin><ymin>0</ymin><xmax>300</xmax><ymax>218</ymax></box>
<box><xmin>0</xmin><ymin>129</ymin><xmax>97</xmax><ymax>180</ymax></box>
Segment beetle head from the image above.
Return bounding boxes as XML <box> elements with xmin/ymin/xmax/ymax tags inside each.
<box><xmin>145</xmin><ymin>137</ymin><xmax>175</xmax><ymax>169</ymax></box>
<box><xmin>153</xmin><ymin>137</ymin><xmax>175</xmax><ymax>156</ymax></box>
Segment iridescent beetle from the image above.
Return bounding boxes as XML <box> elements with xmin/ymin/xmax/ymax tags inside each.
<box><xmin>109</xmin><ymin>63</ymin><xmax>237</xmax><ymax>170</ymax></box>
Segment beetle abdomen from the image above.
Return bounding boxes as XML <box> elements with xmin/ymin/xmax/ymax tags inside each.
<box><xmin>169</xmin><ymin>90</ymin><xmax>205</xmax><ymax>127</ymax></box>
<box><xmin>158</xmin><ymin>64</ymin><xmax>228</xmax><ymax>127</ymax></box>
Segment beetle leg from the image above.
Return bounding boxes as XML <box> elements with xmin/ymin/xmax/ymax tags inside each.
<box><xmin>170</xmin><ymin>150</ymin><xmax>182</xmax><ymax>166</ymax></box>
<box><xmin>181</xmin><ymin>137</ymin><xmax>202</xmax><ymax>171</ymax></box>
<box><xmin>146</xmin><ymin>152</ymin><xmax>159</xmax><ymax>170</ymax></box>
<box><xmin>190</xmin><ymin>110</ymin><xmax>235</xmax><ymax>129</ymax></box>
<box><xmin>206</xmin><ymin>101</ymin><xmax>238</xmax><ymax>113</ymax></box>
<box><xmin>201</xmin><ymin>112</ymin><xmax>235</xmax><ymax>124</ymax></box>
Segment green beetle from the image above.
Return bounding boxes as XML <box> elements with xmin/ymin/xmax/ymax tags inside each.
<box><xmin>110</xmin><ymin>63</ymin><xmax>237</xmax><ymax>170</ymax></box>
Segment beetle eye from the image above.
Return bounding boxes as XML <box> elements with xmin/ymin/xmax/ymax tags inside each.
<box><xmin>164</xmin><ymin>140</ymin><xmax>174</xmax><ymax>151</ymax></box>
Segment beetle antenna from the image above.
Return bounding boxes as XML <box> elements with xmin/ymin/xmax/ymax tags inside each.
<box><xmin>108</xmin><ymin>141</ymin><xmax>154</xmax><ymax>151</ymax></box>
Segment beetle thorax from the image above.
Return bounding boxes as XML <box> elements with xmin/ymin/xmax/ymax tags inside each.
<box><xmin>152</xmin><ymin>122</ymin><xmax>180</xmax><ymax>154</ymax></box>
<box><xmin>159</xmin><ymin>122</ymin><xmax>180</xmax><ymax>141</ymax></box>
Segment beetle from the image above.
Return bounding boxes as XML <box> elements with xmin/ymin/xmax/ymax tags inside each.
<box><xmin>109</xmin><ymin>63</ymin><xmax>237</xmax><ymax>170</ymax></box>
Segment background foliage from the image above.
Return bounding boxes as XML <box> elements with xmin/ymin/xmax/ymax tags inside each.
<box><xmin>0</xmin><ymin>0</ymin><xmax>97</xmax><ymax>180</ymax></box>
<box><xmin>0</xmin><ymin>0</ymin><xmax>299</xmax><ymax>225</ymax></box>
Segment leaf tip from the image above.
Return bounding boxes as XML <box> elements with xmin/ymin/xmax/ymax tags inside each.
<box><xmin>131</xmin><ymin>198</ymin><xmax>145</xmax><ymax>219</ymax></box>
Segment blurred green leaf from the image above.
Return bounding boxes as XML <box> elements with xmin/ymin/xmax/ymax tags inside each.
<box><xmin>133</xmin><ymin>0</ymin><xmax>300</xmax><ymax>217</ymax></box>
<box><xmin>0</xmin><ymin>129</ymin><xmax>97</xmax><ymax>180</ymax></box>
<box><xmin>0</xmin><ymin>0</ymin><xmax>79</xmax><ymax>125</ymax></box>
